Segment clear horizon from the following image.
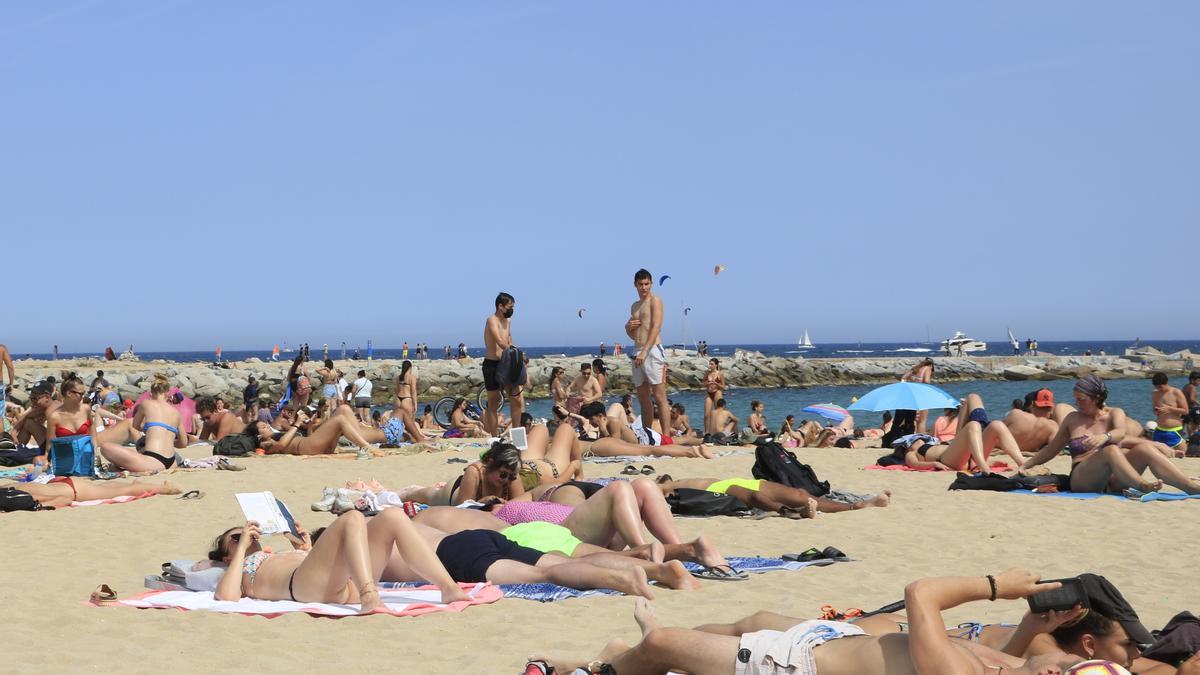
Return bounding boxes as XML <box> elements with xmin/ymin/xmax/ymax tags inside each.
<box><xmin>5</xmin><ymin>3</ymin><xmax>1196</xmax><ymax>352</ymax></box>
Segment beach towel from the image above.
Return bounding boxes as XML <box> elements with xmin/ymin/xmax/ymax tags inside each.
<box><xmin>864</xmin><ymin>462</ymin><xmax>1011</xmax><ymax>472</ymax></box>
<box><xmin>585</xmin><ymin>449</ymin><xmax>749</xmax><ymax>464</ymax></box>
<box><xmin>69</xmin><ymin>492</ymin><xmax>154</xmax><ymax>508</ymax></box>
<box><xmin>1010</xmin><ymin>489</ymin><xmax>1200</xmax><ymax>502</ymax></box>
<box><xmin>388</xmin><ymin>557</ymin><xmax>831</xmax><ymax>602</ymax></box>
<box><xmin>115</xmin><ymin>582</ymin><xmax>500</xmax><ymax>617</ymax></box>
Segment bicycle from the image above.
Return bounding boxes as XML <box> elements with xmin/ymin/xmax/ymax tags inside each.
<box><xmin>432</xmin><ymin>385</ymin><xmax>503</xmax><ymax>430</ymax></box>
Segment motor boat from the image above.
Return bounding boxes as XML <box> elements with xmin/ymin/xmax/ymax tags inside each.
<box><xmin>940</xmin><ymin>331</ymin><xmax>987</xmax><ymax>355</ymax></box>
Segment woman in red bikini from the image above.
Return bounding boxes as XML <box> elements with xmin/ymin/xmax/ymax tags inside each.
<box><xmin>6</xmin><ymin>477</ymin><xmax>182</xmax><ymax>508</ymax></box>
<box><xmin>43</xmin><ymin>376</ymin><xmax>101</xmax><ymax>465</ymax></box>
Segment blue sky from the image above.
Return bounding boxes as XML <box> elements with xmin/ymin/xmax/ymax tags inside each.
<box><xmin>3</xmin><ymin>2</ymin><xmax>1196</xmax><ymax>352</ymax></box>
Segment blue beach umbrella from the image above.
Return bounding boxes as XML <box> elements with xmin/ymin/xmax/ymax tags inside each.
<box><xmin>848</xmin><ymin>382</ymin><xmax>958</xmax><ymax>412</ymax></box>
<box><xmin>800</xmin><ymin>403</ymin><xmax>850</xmax><ymax>421</ymax></box>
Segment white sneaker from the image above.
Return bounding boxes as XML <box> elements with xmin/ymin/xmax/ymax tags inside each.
<box><xmin>310</xmin><ymin>487</ymin><xmax>336</xmax><ymax>512</ymax></box>
<box><xmin>332</xmin><ymin>488</ymin><xmax>366</xmax><ymax>514</ymax></box>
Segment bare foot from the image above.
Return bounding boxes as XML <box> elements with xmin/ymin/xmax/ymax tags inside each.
<box><xmin>439</xmin><ymin>584</ymin><xmax>470</xmax><ymax>604</ymax></box>
<box><xmin>691</xmin><ymin>535</ymin><xmax>729</xmax><ymax>569</ymax></box>
<box><xmin>861</xmin><ymin>490</ymin><xmax>892</xmax><ymax>508</ymax></box>
<box><xmin>697</xmin><ymin>445</ymin><xmax>715</xmax><ymax>459</ymax></box>
<box><xmin>805</xmin><ymin>497</ymin><xmax>819</xmax><ymax>518</ymax></box>
<box><xmin>633</xmin><ymin>597</ymin><xmax>660</xmax><ymax>635</ymax></box>
<box><xmin>368</xmin><ymin>478</ymin><xmax>385</xmax><ymax>492</ymax></box>
<box><xmin>358</xmin><ymin>583</ymin><xmax>384</xmax><ymax>613</ymax></box>
<box><xmin>656</xmin><ymin>560</ymin><xmax>700</xmax><ymax>592</ymax></box>
<box><xmin>1142</xmin><ymin>479</ymin><xmax>1164</xmax><ymax>493</ymax></box>
<box><xmin>614</xmin><ymin>567</ymin><xmax>655</xmax><ymax>600</ymax></box>
<box><xmin>626</xmin><ymin>543</ymin><xmax>658</xmax><ymax>562</ymax></box>
<box><xmin>648</xmin><ymin>541</ymin><xmax>665</xmax><ymax>563</ymax></box>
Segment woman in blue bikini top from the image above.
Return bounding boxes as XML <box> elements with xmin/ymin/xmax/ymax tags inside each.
<box><xmin>98</xmin><ymin>374</ymin><xmax>187</xmax><ymax>472</ymax></box>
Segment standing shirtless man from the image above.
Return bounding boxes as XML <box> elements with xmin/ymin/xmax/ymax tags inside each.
<box><xmin>1183</xmin><ymin>371</ymin><xmax>1199</xmax><ymax>437</ymax></box>
<box><xmin>483</xmin><ymin>292</ymin><xmax>524</xmax><ymax>435</ymax></box>
<box><xmin>1150</xmin><ymin>372</ymin><xmax>1189</xmax><ymax>452</ymax></box>
<box><xmin>1003</xmin><ymin>388</ymin><xmax>1059</xmax><ymax>455</ymax></box>
<box><xmin>625</xmin><ymin>269</ymin><xmax>670</xmax><ymax>441</ymax></box>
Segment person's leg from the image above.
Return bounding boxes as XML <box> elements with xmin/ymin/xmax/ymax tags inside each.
<box><xmin>72</xmin><ymin>479</ymin><xmax>182</xmax><ymax>501</ymax></box>
<box><xmin>628</xmin><ymin>478</ymin><xmax>685</xmax><ymax>545</ymax></box>
<box><xmin>573</xmin><ymin>551</ymin><xmax>698</xmax><ymax>590</ymax></box>
<box><xmin>652</xmin><ymin>384</ymin><xmax>672</xmax><ymax>442</ymax></box>
<box><xmin>9</xmin><ymin>482</ymin><xmax>74</xmax><ymax>508</ymax></box>
<box><xmin>390</xmin><ymin>406</ymin><xmax>425</xmax><ymax>443</ymax></box>
<box><xmin>980</xmin><ymin>421</ymin><xmax>1027</xmax><ymax>466</ymax></box>
<box><xmin>1071</xmin><ymin>446</ymin><xmax>1160</xmax><ymax>493</ymax></box>
<box><xmin>588</xmin><ymin>437</ymin><xmax>700</xmax><ymax>458</ymax></box>
<box><xmin>915</xmin><ymin>409</ymin><xmax>927</xmax><ymax>435</ymax></box>
<box><xmin>507</xmin><ymin>389</ymin><xmax>524</xmax><ymax>435</ymax></box>
<box><xmin>608</xmin><ymin>627</ymin><xmax>741</xmax><ymax>675</ymax></box>
<box><xmin>563</xmin><ymin>481</ymin><xmax>648</xmax><ymax>548</ymax></box>
<box><xmin>483</xmin><ymin>390</ymin><xmax>501</xmax><ymax>436</ymax></box>
<box><xmin>1122</xmin><ymin>443</ymin><xmax>1200</xmax><ymax>493</ymax></box>
<box><xmin>301</xmin><ymin>414</ymin><xmax>380</xmax><ymax>454</ymax></box>
<box><xmin>367</xmin><ymin>509</ymin><xmax>467</xmax><ymax>602</ymax></box>
<box><xmin>693</xmin><ymin>609</ymin><xmax>804</xmax><ymax>635</ymax></box>
<box><xmin>486</xmin><ymin>558</ymin><xmax>655</xmax><ymax>598</ymax></box>
<box><xmin>756</xmin><ymin>482</ymin><xmax>890</xmax><ymax>513</ymax></box>
<box><xmin>290</xmin><ymin>511</ymin><xmax>384</xmax><ymax>612</ymax></box>
<box><xmin>703</xmin><ymin>394</ymin><xmax>714</xmax><ymax>432</ymax></box>
<box><xmin>96</xmin><ymin>418</ymin><xmax>137</xmax><ymax>445</ymax></box>
<box><xmin>635</xmin><ymin>382</ymin><xmax>654</xmax><ymax>433</ymax></box>
<box><xmin>936</xmin><ymin>421</ymin><xmax>988</xmax><ymax>471</ymax></box>
<box><xmin>99</xmin><ymin>442</ymin><xmax>169</xmax><ymax>472</ymax></box>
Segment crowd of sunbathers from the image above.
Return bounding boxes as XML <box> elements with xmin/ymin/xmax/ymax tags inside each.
<box><xmin>3</xmin><ymin>328</ymin><xmax>1199</xmax><ymax>673</ymax></box>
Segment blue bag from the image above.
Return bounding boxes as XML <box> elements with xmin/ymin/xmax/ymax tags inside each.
<box><xmin>50</xmin><ymin>435</ymin><xmax>96</xmax><ymax>477</ymax></box>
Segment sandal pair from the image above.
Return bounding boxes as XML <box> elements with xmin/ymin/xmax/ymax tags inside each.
<box><xmin>620</xmin><ymin>464</ymin><xmax>655</xmax><ymax>476</ymax></box>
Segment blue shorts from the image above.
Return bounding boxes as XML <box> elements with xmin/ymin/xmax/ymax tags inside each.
<box><xmin>968</xmin><ymin>408</ymin><xmax>990</xmax><ymax>427</ymax></box>
<box><xmin>1153</xmin><ymin>426</ymin><xmax>1187</xmax><ymax>448</ymax></box>
<box><xmin>382</xmin><ymin>418</ymin><xmax>406</xmax><ymax>445</ymax></box>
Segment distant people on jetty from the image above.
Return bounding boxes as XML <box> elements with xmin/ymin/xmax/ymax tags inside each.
<box><xmin>482</xmin><ymin>292</ymin><xmax>525</xmax><ymax>436</ymax></box>
<box><xmin>599</xmin><ymin>341</ymin><xmax>606</xmax><ymax>356</ymax></box>
<box><xmin>626</xmin><ymin>269</ymin><xmax>671</xmax><ymax>442</ymax></box>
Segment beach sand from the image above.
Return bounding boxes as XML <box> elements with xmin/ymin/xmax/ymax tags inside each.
<box><xmin>3</xmin><ymin>442</ymin><xmax>1198</xmax><ymax>673</ymax></box>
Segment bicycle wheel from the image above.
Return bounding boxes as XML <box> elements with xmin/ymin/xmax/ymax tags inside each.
<box><xmin>476</xmin><ymin>384</ymin><xmax>503</xmax><ymax>413</ymax></box>
<box><xmin>432</xmin><ymin>396</ymin><xmax>457</xmax><ymax>430</ymax></box>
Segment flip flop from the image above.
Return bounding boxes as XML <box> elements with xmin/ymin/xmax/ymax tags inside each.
<box><xmin>216</xmin><ymin>458</ymin><xmax>246</xmax><ymax>471</ymax></box>
<box><xmin>446</xmin><ymin>457</ymin><xmax>468</xmax><ymax>464</ymax></box>
<box><xmin>178</xmin><ymin>490</ymin><xmax>205</xmax><ymax>500</ymax></box>
<box><xmin>89</xmin><ymin>584</ymin><xmax>118</xmax><ymax>606</ymax></box>
<box><xmin>690</xmin><ymin>564</ymin><xmax>748</xmax><ymax>581</ymax></box>
<box><xmin>620</xmin><ymin>464</ymin><xmax>641</xmax><ymax>475</ymax></box>
<box><xmin>640</xmin><ymin>465</ymin><xmax>656</xmax><ymax>475</ymax></box>
<box><xmin>523</xmin><ymin>660</ymin><xmax>556</xmax><ymax>675</ymax></box>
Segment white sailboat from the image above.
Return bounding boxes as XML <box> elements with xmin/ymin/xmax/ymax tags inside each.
<box><xmin>1007</xmin><ymin>327</ymin><xmax>1019</xmax><ymax>353</ymax></box>
<box><xmin>798</xmin><ymin>329</ymin><xmax>815</xmax><ymax>350</ymax></box>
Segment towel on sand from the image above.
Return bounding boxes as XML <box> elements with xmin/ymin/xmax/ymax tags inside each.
<box><xmin>115</xmin><ymin>582</ymin><xmax>500</xmax><ymax>617</ymax></box>
<box><xmin>1010</xmin><ymin>489</ymin><xmax>1200</xmax><ymax>502</ymax></box>
<box><xmin>864</xmin><ymin>462</ymin><xmax>1011</xmax><ymax>472</ymax></box>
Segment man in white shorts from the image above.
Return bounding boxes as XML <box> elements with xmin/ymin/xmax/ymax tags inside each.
<box><xmin>625</xmin><ymin>269</ymin><xmax>671</xmax><ymax>443</ymax></box>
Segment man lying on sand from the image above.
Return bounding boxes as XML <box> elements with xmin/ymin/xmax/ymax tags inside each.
<box><xmin>654</xmin><ymin>475</ymin><xmax>891</xmax><ymax>519</ymax></box>
<box><xmin>529</xmin><ymin>569</ymin><xmax>1100</xmax><ymax>674</ymax></box>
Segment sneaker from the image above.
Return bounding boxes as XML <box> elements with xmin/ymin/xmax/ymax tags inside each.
<box><xmin>356</xmin><ymin>447</ymin><xmax>371</xmax><ymax>461</ymax></box>
<box><xmin>333</xmin><ymin>488</ymin><xmax>366</xmax><ymax>514</ymax></box>
<box><xmin>311</xmin><ymin>487</ymin><xmax>337</xmax><ymax>512</ymax></box>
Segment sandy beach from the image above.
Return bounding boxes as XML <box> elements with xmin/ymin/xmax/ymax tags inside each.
<box><xmin>4</xmin><ymin>438</ymin><xmax>1198</xmax><ymax>673</ymax></box>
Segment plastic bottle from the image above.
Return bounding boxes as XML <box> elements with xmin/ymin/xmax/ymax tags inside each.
<box><xmin>31</xmin><ymin>459</ymin><xmax>44</xmax><ymax>479</ymax></box>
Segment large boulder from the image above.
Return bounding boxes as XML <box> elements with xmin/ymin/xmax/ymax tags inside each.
<box><xmin>1003</xmin><ymin>365</ymin><xmax>1047</xmax><ymax>381</ymax></box>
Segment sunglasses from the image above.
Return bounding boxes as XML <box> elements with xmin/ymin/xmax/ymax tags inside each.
<box><xmin>497</xmin><ymin>470</ymin><xmax>516</xmax><ymax>482</ymax></box>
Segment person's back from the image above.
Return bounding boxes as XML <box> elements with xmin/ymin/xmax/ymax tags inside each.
<box><xmin>138</xmin><ymin>398</ymin><xmax>182</xmax><ymax>454</ymax></box>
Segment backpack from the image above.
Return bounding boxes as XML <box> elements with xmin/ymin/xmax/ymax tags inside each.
<box><xmin>751</xmin><ymin>442</ymin><xmax>830</xmax><ymax>496</ymax></box>
<box><xmin>666</xmin><ymin>488</ymin><xmax>750</xmax><ymax>516</ymax></box>
<box><xmin>497</xmin><ymin>347</ymin><xmax>527</xmax><ymax>388</ymax></box>
<box><xmin>0</xmin><ymin>486</ymin><xmax>43</xmax><ymax>512</ymax></box>
<box><xmin>0</xmin><ymin>446</ymin><xmax>41</xmax><ymax>467</ymax></box>
<box><xmin>214</xmin><ymin>434</ymin><xmax>256</xmax><ymax>457</ymax></box>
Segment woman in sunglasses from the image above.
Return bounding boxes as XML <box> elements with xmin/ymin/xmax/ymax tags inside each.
<box><xmin>405</xmin><ymin>441</ymin><xmax>526</xmax><ymax>506</ymax></box>
<box><xmin>207</xmin><ymin>509</ymin><xmax>468</xmax><ymax>612</ymax></box>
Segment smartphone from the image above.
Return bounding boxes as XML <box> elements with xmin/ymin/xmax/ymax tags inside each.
<box><xmin>1027</xmin><ymin>578</ymin><xmax>1090</xmax><ymax>613</ymax></box>
<box><xmin>508</xmin><ymin>426</ymin><xmax>528</xmax><ymax>451</ymax></box>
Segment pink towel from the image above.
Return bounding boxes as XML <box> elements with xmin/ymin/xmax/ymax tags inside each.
<box><xmin>68</xmin><ymin>492</ymin><xmax>155</xmax><ymax>507</ymax></box>
<box><xmin>864</xmin><ymin>462</ymin><xmax>1011</xmax><ymax>472</ymax></box>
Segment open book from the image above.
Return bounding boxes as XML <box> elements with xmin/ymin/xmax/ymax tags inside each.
<box><xmin>235</xmin><ymin>491</ymin><xmax>299</xmax><ymax>537</ymax></box>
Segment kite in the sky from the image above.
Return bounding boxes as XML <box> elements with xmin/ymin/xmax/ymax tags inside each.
<box><xmin>684</xmin><ymin>307</ymin><xmax>692</xmax><ymax>315</ymax></box>
<box><xmin>577</xmin><ymin>308</ymin><xmax>586</xmax><ymax>319</ymax></box>
<box><xmin>713</xmin><ymin>264</ymin><xmax>726</xmax><ymax>276</ymax></box>
<box><xmin>658</xmin><ymin>275</ymin><xmax>671</xmax><ymax>287</ymax></box>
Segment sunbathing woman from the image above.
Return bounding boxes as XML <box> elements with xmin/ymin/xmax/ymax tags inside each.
<box><xmin>4</xmin><ymin>477</ymin><xmax>182</xmax><ymax>508</ymax></box>
<box><xmin>657</xmin><ymin>475</ymin><xmax>891</xmax><ymax>518</ymax></box>
<box><xmin>702</xmin><ymin>358</ymin><xmax>726</xmax><ymax>429</ymax></box>
<box><xmin>404</xmin><ymin>441</ymin><xmax>527</xmax><ymax>506</ymax></box>
<box><xmin>448</xmin><ymin>397</ymin><xmax>488</xmax><ymax>438</ymax></box>
<box><xmin>1021</xmin><ymin>375</ymin><xmax>1200</xmax><ymax>494</ymax></box>
<box><xmin>244</xmin><ymin>405</ymin><xmax>410</xmax><ymax>456</ymax></box>
<box><xmin>578</xmin><ymin>403</ymin><xmax>713</xmax><ymax>459</ymax></box>
<box><xmin>748</xmin><ymin>400</ymin><xmax>769</xmax><ymax>437</ymax></box>
<box><xmin>392</xmin><ymin>360</ymin><xmax>417</xmax><ymax>418</ymax></box>
<box><xmin>548</xmin><ymin>366</ymin><xmax>568</xmax><ymax>408</ymax></box>
<box><xmin>898</xmin><ymin>394</ymin><xmax>1027</xmax><ymax>471</ymax></box>
<box><xmin>209</xmin><ymin>509</ymin><xmax>467</xmax><ymax>612</ymax></box>
<box><xmin>100</xmin><ymin>374</ymin><xmax>187</xmax><ymax>472</ymax></box>
<box><xmin>43</xmin><ymin>377</ymin><xmax>136</xmax><ymax>460</ymax></box>
<box><xmin>607</xmin><ymin>394</ymin><xmax>635</xmax><ymax>425</ymax></box>
<box><xmin>516</xmin><ymin>414</ymin><xmax>583</xmax><ymax>490</ymax></box>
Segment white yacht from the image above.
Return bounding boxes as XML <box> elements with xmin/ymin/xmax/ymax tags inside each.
<box><xmin>797</xmin><ymin>329</ymin><xmax>815</xmax><ymax>350</ymax></box>
<box><xmin>940</xmin><ymin>331</ymin><xmax>987</xmax><ymax>355</ymax></box>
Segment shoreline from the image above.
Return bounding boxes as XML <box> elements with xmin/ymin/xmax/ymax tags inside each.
<box><xmin>6</xmin><ymin>351</ymin><xmax>1194</xmax><ymax>406</ymax></box>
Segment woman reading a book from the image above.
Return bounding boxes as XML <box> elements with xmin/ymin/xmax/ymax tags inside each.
<box><xmin>208</xmin><ymin>509</ymin><xmax>469</xmax><ymax>612</ymax></box>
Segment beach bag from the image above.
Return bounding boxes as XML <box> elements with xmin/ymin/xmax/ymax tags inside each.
<box><xmin>948</xmin><ymin>472</ymin><xmax>1021</xmax><ymax>492</ymax></box>
<box><xmin>0</xmin><ymin>486</ymin><xmax>41</xmax><ymax>512</ymax></box>
<box><xmin>1142</xmin><ymin>611</ymin><xmax>1200</xmax><ymax>666</ymax></box>
<box><xmin>0</xmin><ymin>445</ymin><xmax>41</xmax><ymax>467</ymax></box>
<box><xmin>214</xmin><ymin>434</ymin><xmax>255</xmax><ymax>457</ymax></box>
<box><xmin>666</xmin><ymin>488</ymin><xmax>749</xmax><ymax>516</ymax></box>
<box><xmin>751</xmin><ymin>442</ymin><xmax>829</xmax><ymax>497</ymax></box>
<box><xmin>497</xmin><ymin>347</ymin><xmax>526</xmax><ymax>388</ymax></box>
<box><xmin>49</xmin><ymin>435</ymin><xmax>96</xmax><ymax>477</ymax></box>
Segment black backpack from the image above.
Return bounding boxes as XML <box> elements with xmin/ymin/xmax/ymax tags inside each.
<box><xmin>666</xmin><ymin>488</ymin><xmax>750</xmax><ymax>516</ymax></box>
<box><xmin>751</xmin><ymin>442</ymin><xmax>830</xmax><ymax>497</ymax></box>
<box><xmin>0</xmin><ymin>487</ymin><xmax>43</xmax><ymax>512</ymax></box>
<box><xmin>214</xmin><ymin>434</ymin><xmax>256</xmax><ymax>457</ymax></box>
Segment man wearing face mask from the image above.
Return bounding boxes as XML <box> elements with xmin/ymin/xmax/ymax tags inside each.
<box><xmin>483</xmin><ymin>292</ymin><xmax>524</xmax><ymax>435</ymax></box>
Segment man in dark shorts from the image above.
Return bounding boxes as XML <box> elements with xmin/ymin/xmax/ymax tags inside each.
<box><xmin>1184</xmin><ymin>371</ymin><xmax>1200</xmax><ymax>437</ymax></box>
<box><xmin>482</xmin><ymin>292</ymin><xmax>524</xmax><ymax>435</ymax></box>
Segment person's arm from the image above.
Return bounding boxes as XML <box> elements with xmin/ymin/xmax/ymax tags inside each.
<box><xmin>999</xmin><ymin>607</ymin><xmax>1086</xmax><ymax>657</ymax></box>
<box><xmin>175</xmin><ymin>420</ymin><xmax>188</xmax><ymax>449</ymax></box>
<box><xmin>905</xmin><ymin>570</ymin><xmax>1060</xmax><ymax>675</ymax></box>
<box><xmin>452</xmin><ymin>465</ymin><xmax>481</xmax><ymax>505</ymax></box>
<box><xmin>1020</xmin><ymin>417</ymin><xmax>1071</xmax><ymax>471</ymax></box>
<box><xmin>214</xmin><ymin>521</ymin><xmax>257</xmax><ymax>601</ymax></box>
<box><xmin>276</xmin><ymin>412</ymin><xmax>307</xmax><ymax>446</ymax></box>
<box><xmin>624</xmin><ymin>303</ymin><xmax>640</xmax><ymax>340</ymax></box>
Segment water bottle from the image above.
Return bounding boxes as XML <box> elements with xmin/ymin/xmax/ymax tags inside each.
<box><xmin>31</xmin><ymin>459</ymin><xmax>44</xmax><ymax>479</ymax></box>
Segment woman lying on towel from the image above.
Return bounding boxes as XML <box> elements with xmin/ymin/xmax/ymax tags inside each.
<box><xmin>243</xmin><ymin>405</ymin><xmax>410</xmax><ymax>456</ymax></box>
<box><xmin>1021</xmin><ymin>375</ymin><xmax>1200</xmax><ymax>495</ymax></box>
<box><xmin>5</xmin><ymin>478</ymin><xmax>181</xmax><ymax>508</ymax></box>
<box><xmin>516</xmin><ymin>414</ymin><xmax>584</xmax><ymax>490</ymax></box>
<box><xmin>891</xmin><ymin>394</ymin><xmax>1027</xmax><ymax>471</ymax></box>
<box><xmin>656</xmin><ymin>476</ymin><xmax>891</xmax><ymax>518</ymax></box>
<box><xmin>208</xmin><ymin>509</ymin><xmax>468</xmax><ymax>612</ymax></box>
